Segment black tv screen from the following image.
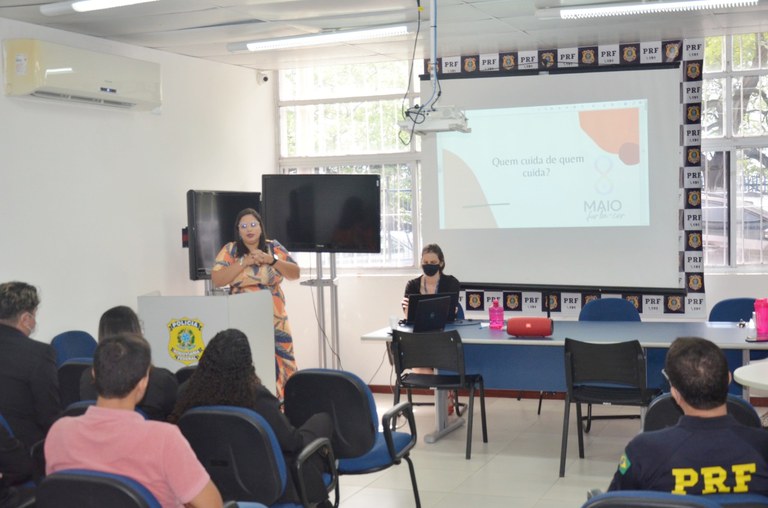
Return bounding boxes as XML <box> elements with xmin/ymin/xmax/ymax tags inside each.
<box><xmin>186</xmin><ymin>190</ymin><xmax>261</xmax><ymax>280</ymax></box>
<box><xmin>262</xmin><ymin>174</ymin><xmax>381</xmax><ymax>253</ymax></box>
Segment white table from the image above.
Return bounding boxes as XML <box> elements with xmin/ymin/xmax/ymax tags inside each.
<box><xmin>734</xmin><ymin>360</ymin><xmax>768</xmax><ymax>391</ymax></box>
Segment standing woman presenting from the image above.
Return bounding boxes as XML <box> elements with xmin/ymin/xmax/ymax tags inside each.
<box><xmin>211</xmin><ymin>208</ymin><xmax>300</xmax><ymax>399</ymax></box>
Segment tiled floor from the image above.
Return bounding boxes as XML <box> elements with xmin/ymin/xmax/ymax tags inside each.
<box><xmin>336</xmin><ymin>393</ymin><xmax>644</xmax><ymax>508</ymax></box>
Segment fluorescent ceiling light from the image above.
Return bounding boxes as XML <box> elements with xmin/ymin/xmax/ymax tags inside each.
<box><xmin>41</xmin><ymin>0</ymin><xmax>158</xmax><ymax>16</ymax></box>
<box><xmin>229</xmin><ymin>25</ymin><xmax>410</xmax><ymax>53</ymax></box>
<box><xmin>537</xmin><ymin>0</ymin><xmax>758</xmax><ymax>19</ymax></box>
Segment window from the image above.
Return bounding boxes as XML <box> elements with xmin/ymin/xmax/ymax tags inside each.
<box><xmin>702</xmin><ymin>33</ymin><xmax>768</xmax><ymax>268</ymax></box>
<box><xmin>277</xmin><ymin>62</ymin><xmax>421</xmax><ymax>269</ymax></box>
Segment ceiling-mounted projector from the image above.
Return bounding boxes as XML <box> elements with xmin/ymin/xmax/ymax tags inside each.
<box><xmin>398</xmin><ymin>105</ymin><xmax>471</xmax><ymax>135</ymax></box>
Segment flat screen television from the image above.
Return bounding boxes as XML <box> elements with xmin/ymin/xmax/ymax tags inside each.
<box><xmin>186</xmin><ymin>190</ymin><xmax>261</xmax><ymax>280</ymax></box>
<box><xmin>262</xmin><ymin>174</ymin><xmax>381</xmax><ymax>253</ymax></box>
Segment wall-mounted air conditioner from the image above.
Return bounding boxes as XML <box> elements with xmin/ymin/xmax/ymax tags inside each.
<box><xmin>2</xmin><ymin>39</ymin><xmax>162</xmax><ymax>111</ymax></box>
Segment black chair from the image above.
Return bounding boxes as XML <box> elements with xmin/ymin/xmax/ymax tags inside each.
<box><xmin>536</xmin><ymin>298</ymin><xmax>642</xmax><ymax>415</ymax></box>
<box><xmin>391</xmin><ymin>329</ymin><xmax>487</xmax><ymax>460</ymax></box>
<box><xmin>283</xmin><ymin>368</ymin><xmax>420</xmax><ymax>508</ymax></box>
<box><xmin>709</xmin><ymin>298</ymin><xmax>756</xmax><ymax>322</ymax></box>
<box><xmin>560</xmin><ymin>338</ymin><xmax>660</xmax><ymax>477</ymax></box>
<box><xmin>174</xmin><ymin>364</ymin><xmax>198</xmax><ymax>385</ymax></box>
<box><xmin>62</xmin><ymin>400</ymin><xmax>96</xmax><ymax>417</ymax></box>
<box><xmin>177</xmin><ymin>405</ymin><xmax>336</xmax><ymax>508</ymax></box>
<box><xmin>36</xmin><ymin>469</ymin><xmax>161</xmax><ymax>508</ymax></box>
<box><xmin>643</xmin><ymin>392</ymin><xmax>761</xmax><ymax>431</ymax></box>
<box><xmin>58</xmin><ymin>357</ymin><xmax>93</xmax><ymax>407</ymax></box>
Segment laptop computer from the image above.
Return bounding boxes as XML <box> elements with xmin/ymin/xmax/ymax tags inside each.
<box><xmin>411</xmin><ymin>295</ymin><xmax>451</xmax><ymax>333</ymax></box>
<box><xmin>406</xmin><ymin>292</ymin><xmax>459</xmax><ymax>324</ymax></box>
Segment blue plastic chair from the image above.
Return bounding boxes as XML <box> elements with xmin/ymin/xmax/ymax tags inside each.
<box><xmin>582</xmin><ymin>490</ymin><xmax>721</xmax><ymax>507</ymax></box>
<box><xmin>178</xmin><ymin>405</ymin><xmax>336</xmax><ymax>508</ymax></box>
<box><xmin>36</xmin><ymin>469</ymin><xmax>161</xmax><ymax>508</ymax></box>
<box><xmin>709</xmin><ymin>298</ymin><xmax>756</xmax><ymax>322</ymax></box>
<box><xmin>582</xmin><ymin>490</ymin><xmax>768</xmax><ymax>507</ymax></box>
<box><xmin>579</xmin><ymin>298</ymin><xmax>641</xmax><ymax>322</ymax></box>
<box><xmin>283</xmin><ymin>369</ymin><xmax>420</xmax><ymax>507</ymax></box>
<box><xmin>50</xmin><ymin>330</ymin><xmax>97</xmax><ymax>367</ymax></box>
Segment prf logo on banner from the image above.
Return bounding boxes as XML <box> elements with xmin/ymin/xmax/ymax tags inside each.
<box><xmin>167</xmin><ymin>318</ymin><xmax>205</xmax><ymax>365</ymax></box>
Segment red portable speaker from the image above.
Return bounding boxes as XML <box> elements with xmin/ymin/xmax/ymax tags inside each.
<box><xmin>506</xmin><ymin>317</ymin><xmax>554</xmax><ymax>337</ymax></box>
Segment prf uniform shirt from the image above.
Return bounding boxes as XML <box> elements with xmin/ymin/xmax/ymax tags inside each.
<box><xmin>609</xmin><ymin>415</ymin><xmax>768</xmax><ymax>496</ymax></box>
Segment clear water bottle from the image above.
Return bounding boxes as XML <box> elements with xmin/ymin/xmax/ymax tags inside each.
<box><xmin>489</xmin><ymin>298</ymin><xmax>504</xmax><ymax>330</ymax></box>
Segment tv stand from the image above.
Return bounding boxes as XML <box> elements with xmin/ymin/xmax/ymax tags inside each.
<box><xmin>300</xmin><ymin>252</ymin><xmax>340</xmax><ymax>369</ymax></box>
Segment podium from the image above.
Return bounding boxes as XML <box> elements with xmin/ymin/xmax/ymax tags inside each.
<box><xmin>137</xmin><ymin>292</ymin><xmax>276</xmax><ymax>394</ymax></box>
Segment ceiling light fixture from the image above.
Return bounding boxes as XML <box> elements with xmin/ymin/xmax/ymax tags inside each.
<box><xmin>536</xmin><ymin>0</ymin><xmax>758</xmax><ymax>19</ymax></box>
<box><xmin>228</xmin><ymin>25</ymin><xmax>411</xmax><ymax>53</ymax></box>
<box><xmin>40</xmin><ymin>0</ymin><xmax>158</xmax><ymax>16</ymax></box>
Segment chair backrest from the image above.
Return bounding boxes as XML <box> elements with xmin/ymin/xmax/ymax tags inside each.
<box><xmin>564</xmin><ymin>338</ymin><xmax>646</xmax><ymax>391</ymax></box>
<box><xmin>36</xmin><ymin>469</ymin><xmax>161</xmax><ymax>508</ymax></box>
<box><xmin>58</xmin><ymin>357</ymin><xmax>94</xmax><ymax>407</ymax></box>
<box><xmin>174</xmin><ymin>364</ymin><xmax>198</xmax><ymax>385</ymax></box>
<box><xmin>63</xmin><ymin>400</ymin><xmax>97</xmax><ymax>417</ymax></box>
<box><xmin>51</xmin><ymin>330</ymin><xmax>97</xmax><ymax>367</ymax></box>
<box><xmin>0</xmin><ymin>412</ymin><xmax>13</xmax><ymax>435</ymax></box>
<box><xmin>643</xmin><ymin>393</ymin><xmax>762</xmax><ymax>432</ymax></box>
<box><xmin>391</xmin><ymin>329</ymin><xmax>466</xmax><ymax>377</ymax></box>
<box><xmin>283</xmin><ymin>369</ymin><xmax>377</xmax><ymax>459</ymax></box>
<box><xmin>177</xmin><ymin>405</ymin><xmax>287</xmax><ymax>505</ymax></box>
<box><xmin>578</xmin><ymin>298</ymin><xmax>641</xmax><ymax>322</ymax></box>
<box><xmin>709</xmin><ymin>298</ymin><xmax>756</xmax><ymax>322</ymax></box>
<box><xmin>581</xmin><ymin>490</ymin><xmax>721</xmax><ymax>507</ymax></box>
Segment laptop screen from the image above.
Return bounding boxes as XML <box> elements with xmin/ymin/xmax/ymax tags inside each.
<box><xmin>407</xmin><ymin>292</ymin><xmax>459</xmax><ymax>324</ymax></box>
<box><xmin>411</xmin><ymin>295</ymin><xmax>451</xmax><ymax>333</ymax></box>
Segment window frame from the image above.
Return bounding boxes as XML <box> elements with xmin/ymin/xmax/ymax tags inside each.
<box><xmin>702</xmin><ymin>33</ymin><xmax>768</xmax><ymax>272</ymax></box>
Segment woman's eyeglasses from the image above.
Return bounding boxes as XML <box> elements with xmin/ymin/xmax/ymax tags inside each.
<box><xmin>239</xmin><ymin>222</ymin><xmax>259</xmax><ymax>229</ymax></box>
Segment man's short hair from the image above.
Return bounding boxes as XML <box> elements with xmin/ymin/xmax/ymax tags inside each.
<box><xmin>0</xmin><ymin>281</ymin><xmax>39</xmax><ymax>320</ymax></box>
<box><xmin>94</xmin><ymin>333</ymin><xmax>151</xmax><ymax>399</ymax></box>
<box><xmin>665</xmin><ymin>336</ymin><xmax>729</xmax><ymax>409</ymax></box>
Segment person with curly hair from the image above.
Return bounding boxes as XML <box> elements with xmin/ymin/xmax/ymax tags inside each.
<box><xmin>169</xmin><ymin>328</ymin><xmax>333</xmax><ymax>507</ymax></box>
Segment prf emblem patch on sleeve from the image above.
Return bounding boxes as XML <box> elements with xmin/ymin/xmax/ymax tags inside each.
<box><xmin>618</xmin><ymin>453</ymin><xmax>631</xmax><ymax>475</ymax></box>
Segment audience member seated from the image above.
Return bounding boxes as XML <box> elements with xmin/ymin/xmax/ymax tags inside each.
<box><xmin>609</xmin><ymin>336</ymin><xmax>768</xmax><ymax>496</ymax></box>
<box><xmin>45</xmin><ymin>333</ymin><xmax>223</xmax><ymax>508</ymax></box>
<box><xmin>0</xmin><ymin>281</ymin><xmax>61</xmax><ymax>448</ymax></box>
<box><xmin>169</xmin><ymin>329</ymin><xmax>334</xmax><ymax>507</ymax></box>
<box><xmin>80</xmin><ymin>306</ymin><xmax>178</xmax><ymax>420</ymax></box>
<box><xmin>0</xmin><ymin>421</ymin><xmax>34</xmax><ymax>508</ymax></box>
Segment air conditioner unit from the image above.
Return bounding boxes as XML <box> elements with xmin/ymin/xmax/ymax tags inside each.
<box><xmin>2</xmin><ymin>39</ymin><xmax>161</xmax><ymax>111</ymax></box>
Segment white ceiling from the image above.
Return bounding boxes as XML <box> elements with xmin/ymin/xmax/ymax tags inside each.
<box><xmin>1</xmin><ymin>0</ymin><xmax>767</xmax><ymax>71</ymax></box>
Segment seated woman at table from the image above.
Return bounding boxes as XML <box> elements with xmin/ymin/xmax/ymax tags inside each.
<box><xmin>402</xmin><ymin>243</ymin><xmax>461</xmax><ymax>317</ymax></box>
<box><xmin>401</xmin><ymin>244</ymin><xmax>462</xmax><ymax>413</ymax></box>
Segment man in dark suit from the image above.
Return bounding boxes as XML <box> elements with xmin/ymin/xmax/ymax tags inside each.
<box><xmin>0</xmin><ymin>281</ymin><xmax>60</xmax><ymax>448</ymax></box>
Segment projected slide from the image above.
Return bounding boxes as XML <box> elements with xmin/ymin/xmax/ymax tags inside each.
<box><xmin>436</xmin><ymin>100</ymin><xmax>649</xmax><ymax>229</ymax></box>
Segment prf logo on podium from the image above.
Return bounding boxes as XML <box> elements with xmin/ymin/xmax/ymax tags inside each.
<box><xmin>167</xmin><ymin>317</ymin><xmax>206</xmax><ymax>365</ymax></box>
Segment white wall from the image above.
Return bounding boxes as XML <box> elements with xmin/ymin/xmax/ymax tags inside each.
<box><xmin>0</xmin><ymin>18</ymin><xmax>274</xmax><ymax>342</ymax></box>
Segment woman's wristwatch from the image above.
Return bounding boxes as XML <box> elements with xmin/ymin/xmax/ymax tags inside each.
<box><xmin>270</xmin><ymin>254</ymin><xmax>279</xmax><ymax>266</ymax></box>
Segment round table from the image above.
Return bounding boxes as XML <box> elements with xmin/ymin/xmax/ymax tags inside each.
<box><xmin>734</xmin><ymin>361</ymin><xmax>768</xmax><ymax>391</ymax></box>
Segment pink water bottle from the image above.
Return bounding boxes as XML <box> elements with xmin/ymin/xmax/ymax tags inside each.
<box><xmin>755</xmin><ymin>299</ymin><xmax>768</xmax><ymax>337</ymax></box>
<box><xmin>489</xmin><ymin>298</ymin><xmax>504</xmax><ymax>330</ymax></box>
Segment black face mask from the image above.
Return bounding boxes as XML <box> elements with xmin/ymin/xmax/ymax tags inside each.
<box><xmin>422</xmin><ymin>264</ymin><xmax>440</xmax><ymax>277</ymax></box>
